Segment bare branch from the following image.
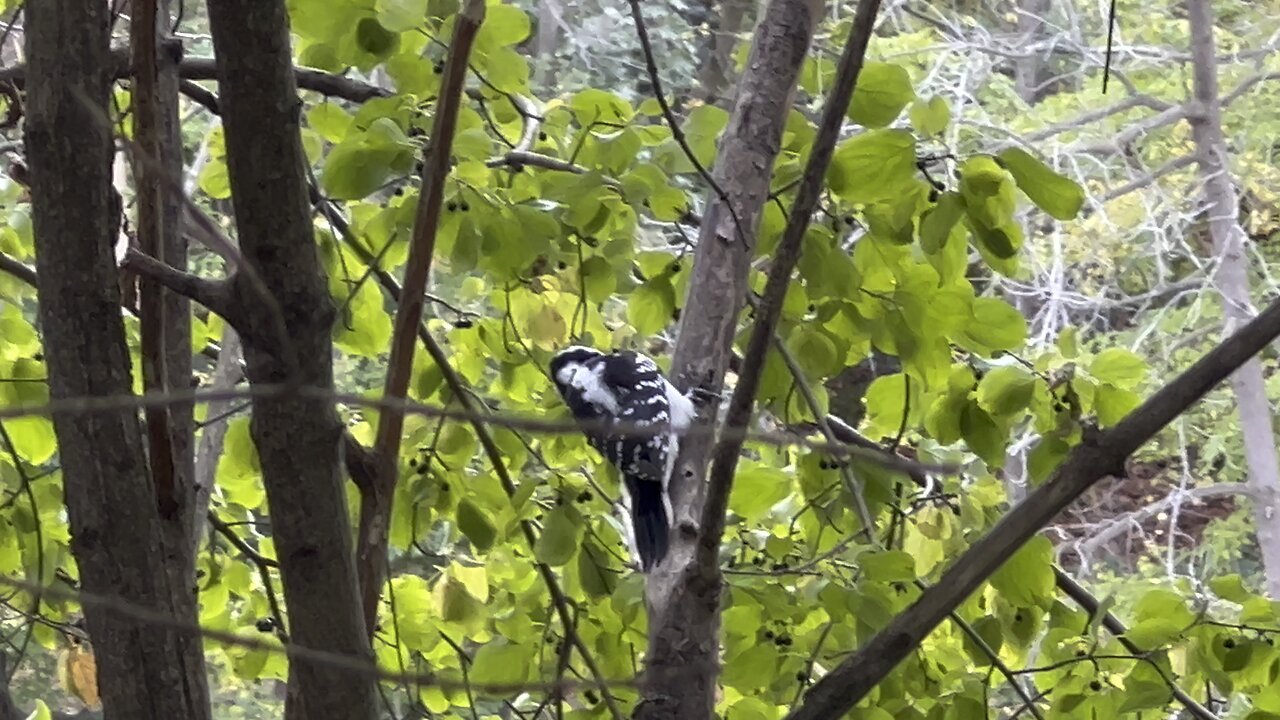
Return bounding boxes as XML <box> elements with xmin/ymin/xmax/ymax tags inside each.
<box><xmin>357</xmin><ymin>0</ymin><xmax>483</xmax><ymax>636</ymax></box>
<box><xmin>0</xmin><ymin>251</ymin><xmax>36</xmax><ymax>287</ymax></box>
<box><xmin>119</xmin><ymin>248</ymin><xmax>235</xmax><ymax>321</ymax></box>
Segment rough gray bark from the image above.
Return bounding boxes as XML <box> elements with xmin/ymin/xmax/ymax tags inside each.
<box><xmin>204</xmin><ymin>1</ymin><xmax>378</xmax><ymax>718</ymax></box>
<box><xmin>1186</xmin><ymin>0</ymin><xmax>1280</xmax><ymax>598</ymax></box>
<box><xmin>24</xmin><ymin>3</ymin><xmax>211</xmax><ymax>719</ymax></box>
<box><xmin>638</xmin><ymin>2</ymin><xmax>822</xmax><ymax>718</ymax></box>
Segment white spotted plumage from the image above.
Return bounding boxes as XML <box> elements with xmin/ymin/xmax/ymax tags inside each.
<box><xmin>548</xmin><ymin>346</ymin><xmax>698</xmax><ymax>571</ymax></box>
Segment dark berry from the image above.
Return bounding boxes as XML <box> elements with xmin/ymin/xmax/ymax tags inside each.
<box><xmin>1089</xmin><ymin>680</ymin><xmax>1102</xmax><ymax>692</ymax></box>
<box><xmin>255</xmin><ymin>618</ymin><xmax>274</xmax><ymax>632</ymax></box>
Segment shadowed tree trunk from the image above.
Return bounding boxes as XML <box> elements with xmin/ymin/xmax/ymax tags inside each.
<box><xmin>24</xmin><ymin>2</ymin><xmax>211</xmax><ymax>718</ymax></box>
<box><xmin>129</xmin><ymin>4</ymin><xmax>206</xmax><ymax>698</ymax></box>
<box><xmin>204</xmin><ymin>1</ymin><xmax>378</xmax><ymax>718</ymax></box>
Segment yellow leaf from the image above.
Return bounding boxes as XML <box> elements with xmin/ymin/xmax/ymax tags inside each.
<box><xmin>58</xmin><ymin>642</ymin><xmax>100</xmax><ymax>710</ymax></box>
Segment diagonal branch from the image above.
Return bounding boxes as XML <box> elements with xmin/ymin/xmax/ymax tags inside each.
<box><xmin>785</xmin><ymin>277</ymin><xmax>1280</xmax><ymax>719</ymax></box>
<box><xmin>356</xmin><ymin>0</ymin><xmax>483</xmax><ymax>636</ymax></box>
<box><xmin>0</xmin><ymin>251</ymin><xmax>36</xmax><ymax>286</ymax></box>
<box><xmin>119</xmin><ymin>248</ymin><xmax>236</xmax><ymax>323</ymax></box>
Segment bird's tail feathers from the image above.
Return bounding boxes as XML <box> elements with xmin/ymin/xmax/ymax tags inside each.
<box><xmin>627</xmin><ymin>479</ymin><xmax>670</xmax><ymax>572</ymax></box>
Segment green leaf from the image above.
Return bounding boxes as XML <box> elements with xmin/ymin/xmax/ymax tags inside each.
<box><xmin>989</xmin><ymin>535</ymin><xmax>1055</xmax><ymax>607</ymax></box>
<box><xmin>469</xmin><ymin>642</ymin><xmax>530</xmax><ymax>685</ymax></box>
<box><xmin>355</xmin><ymin>16</ymin><xmax>400</xmax><ymax>59</ymax></box>
<box><xmin>570</xmin><ymin>88</ymin><xmax>633</xmax><ymax>126</ymax></box>
<box><xmin>858</xmin><ymin>549</ymin><xmax>917</xmax><ymax>582</ymax></box>
<box><xmin>24</xmin><ymin>699</ymin><xmax>51</xmax><ymax>720</ymax></box>
<box><xmin>2</xmin><ymin>417</ymin><xmax>55</xmax><ymax>465</ymax></box>
<box><xmin>307</xmin><ymin>102</ymin><xmax>355</xmax><ymax>143</ymax></box>
<box><xmin>919</xmin><ymin>191</ymin><xmax>964</xmax><ymax>254</ymax></box>
<box><xmin>1088</xmin><ymin>348</ymin><xmax>1147</xmax><ymax>390</ymax></box>
<box><xmin>198</xmin><ymin>160</ymin><xmax>231</xmax><ymax>199</ymax></box>
<box><xmin>476</xmin><ymin>4</ymin><xmax>532</xmax><ymax>49</ymax></box>
<box><xmin>627</xmin><ymin>278</ymin><xmax>675</xmax><ymax>336</ymax></box>
<box><xmin>1133</xmin><ymin>588</ymin><xmax>1195</xmax><ymax>628</ymax></box>
<box><xmin>1095</xmin><ymin>384</ymin><xmax>1140</xmax><ymax>427</ymax></box>
<box><xmin>952</xmin><ymin>298</ymin><xmax>1026</xmax><ymax>355</ymax></box>
<box><xmin>374</xmin><ymin>0</ymin><xmax>428</xmax><ymax>33</ymax></box>
<box><xmin>1057</xmin><ymin>326</ymin><xmax>1079</xmax><ymax>359</ymax></box>
<box><xmin>909</xmin><ymin>96</ymin><xmax>950</xmax><ymax>137</ymax></box>
<box><xmin>847</xmin><ymin>62</ymin><xmax>915</xmax><ymax>128</ymax></box>
<box><xmin>1027</xmin><ymin>436</ymin><xmax>1069</xmax><ymax>484</ymax></box>
<box><xmin>997</xmin><ymin>147</ymin><xmax>1085</xmax><ymax>221</ymax></box>
<box><xmin>925</xmin><ymin>392</ymin><xmax>966</xmax><ymax>445</ymax></box>
<box><xmin>863</xmin><ymin>373</ymin><xmax>910</xmax><ymax>439</ymax></box>
<box><xmin>960</xmin><ymin>401</ymin><xmax>1005</xmax><ymax>467</ymax></box>
<box><xmin>535</xmin><ymin>506</ymin><xmax>580</xmax><ymax>566</ymax></box>
<box><xmin>827</xmin><ymin>129</ymin><xmax>917</xmax><ymax>204</ymax></box>
<box><xmin>216</xmin><ymin>417</ymin><xmax>266</xmax><ymax>510</ymax></box>
<box><xmin>967</xmin><ymin>216</ymin><xmax>1021</xmax><ymax>260</ymax></box>
<box><xmin>1123</xmin><ymin>617</ymin><xmax>1183</xmax><ymax>650</ymax></box>
<box><xmin>322</xmin><ymin>140</ymin><xmax>401</xmax><ymax>200</ymax></box>
<box><xmin>1209</xmin><ymin>574</ymin><xmax>1253</xmax><ymax>604</ymax></box>
<box><xmin>456</xmin><ymin>499</ymin><xmax>496</xmax><ymax>553</ymax></box>
<box><xmin>729</xmin><ymin>464</ymin><xmax>790</xmax><ymax>519</ymax></box>
<box><xmin>975</xmin><ymin>366</ymin><xmax>1036</xmax><ymax>417</ymax></box>
<box><xmin>577</xmin><ymin>537</ymin><xmax>616</xmax><ymax>599</ymax></box>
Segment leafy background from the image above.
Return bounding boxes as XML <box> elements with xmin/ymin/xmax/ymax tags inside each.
<box><xmin>0</xmin><ymin>0</ymin><xmax>1278</xmax><ymax>717</ymax></box>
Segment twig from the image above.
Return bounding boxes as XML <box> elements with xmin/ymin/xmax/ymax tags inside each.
<box><xmin>626</xmin><ymin>0</ymin><xmax>747</xmax><ymax>247</ymax></box>
<box><xmin>0</xmin><ymin>252</ymin><xmax>36</xmax><ymax>286</ymax></box>
<box><xmin>0</xmin><ymin>382</ymin><xmax>958</xmax><ymax>475</ymax></box>
<box><xmin>1053</xmin><ymin>569</ymin><xmax>1217</xmax><ymax>720</ymax></box>
<box><xmin>0</xmin><ymin>573</ymin><xmax>637</xmax><ymax>696</ymax></box>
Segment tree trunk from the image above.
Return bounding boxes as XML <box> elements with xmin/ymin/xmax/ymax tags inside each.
<box><xmin>204</xmin><ymin>1</ymin><xmax>379</xmax><ymax>718</ymax></box>
<box><xmin>1186</xmin><ymin>0</ymin><xmax>1280</xmax><ymax>598</ymax></box>
<box><xmin>639</xmin><ymin>1</ymin><xmax>822</xmax><ymax>718</ymax></box>
<box><xmin>130</xmin><ymin>5</ymin><xmax>207</xmax><ymax>704</ymax></box>
<box><xmin>24</xmin><ymin>3</ymin><xmax>211</xmax><ymax>718</ymax></box>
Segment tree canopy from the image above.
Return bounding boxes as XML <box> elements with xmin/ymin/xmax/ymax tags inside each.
<box><xmin>0</xmin><ymin>0</ymin><xmax>1278</xmax><ymax>718</ymax></box>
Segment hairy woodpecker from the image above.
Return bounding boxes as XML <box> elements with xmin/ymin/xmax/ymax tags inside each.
<box><xmin>549</xmin><ymin>346</ymin><xmax>696</xmax><ymax>572</ymax></box>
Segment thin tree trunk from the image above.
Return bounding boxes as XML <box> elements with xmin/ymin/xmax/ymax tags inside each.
<box><xmin>130</xmin><ymin>6</ymin><xmax>207</xmax><ymax>706</ymax></box>
<box><xmin>638</xmin><ymin>1</ymin><xmax>823</xmax><ymax>717</ymax></box>
<box><xmin>1186</xmin><ymin>0</ymin><xmax>1280</xmax><ymax>598</ymax></box>
<box><xmin>203</xmin><ymin>1</ymin><xmax>378</xmax><ymax>718</ymax></box>
<box><xmin>24</xmin><ymin>2</ymin><xmax>210</xmax><ymax>718</ymax></box>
